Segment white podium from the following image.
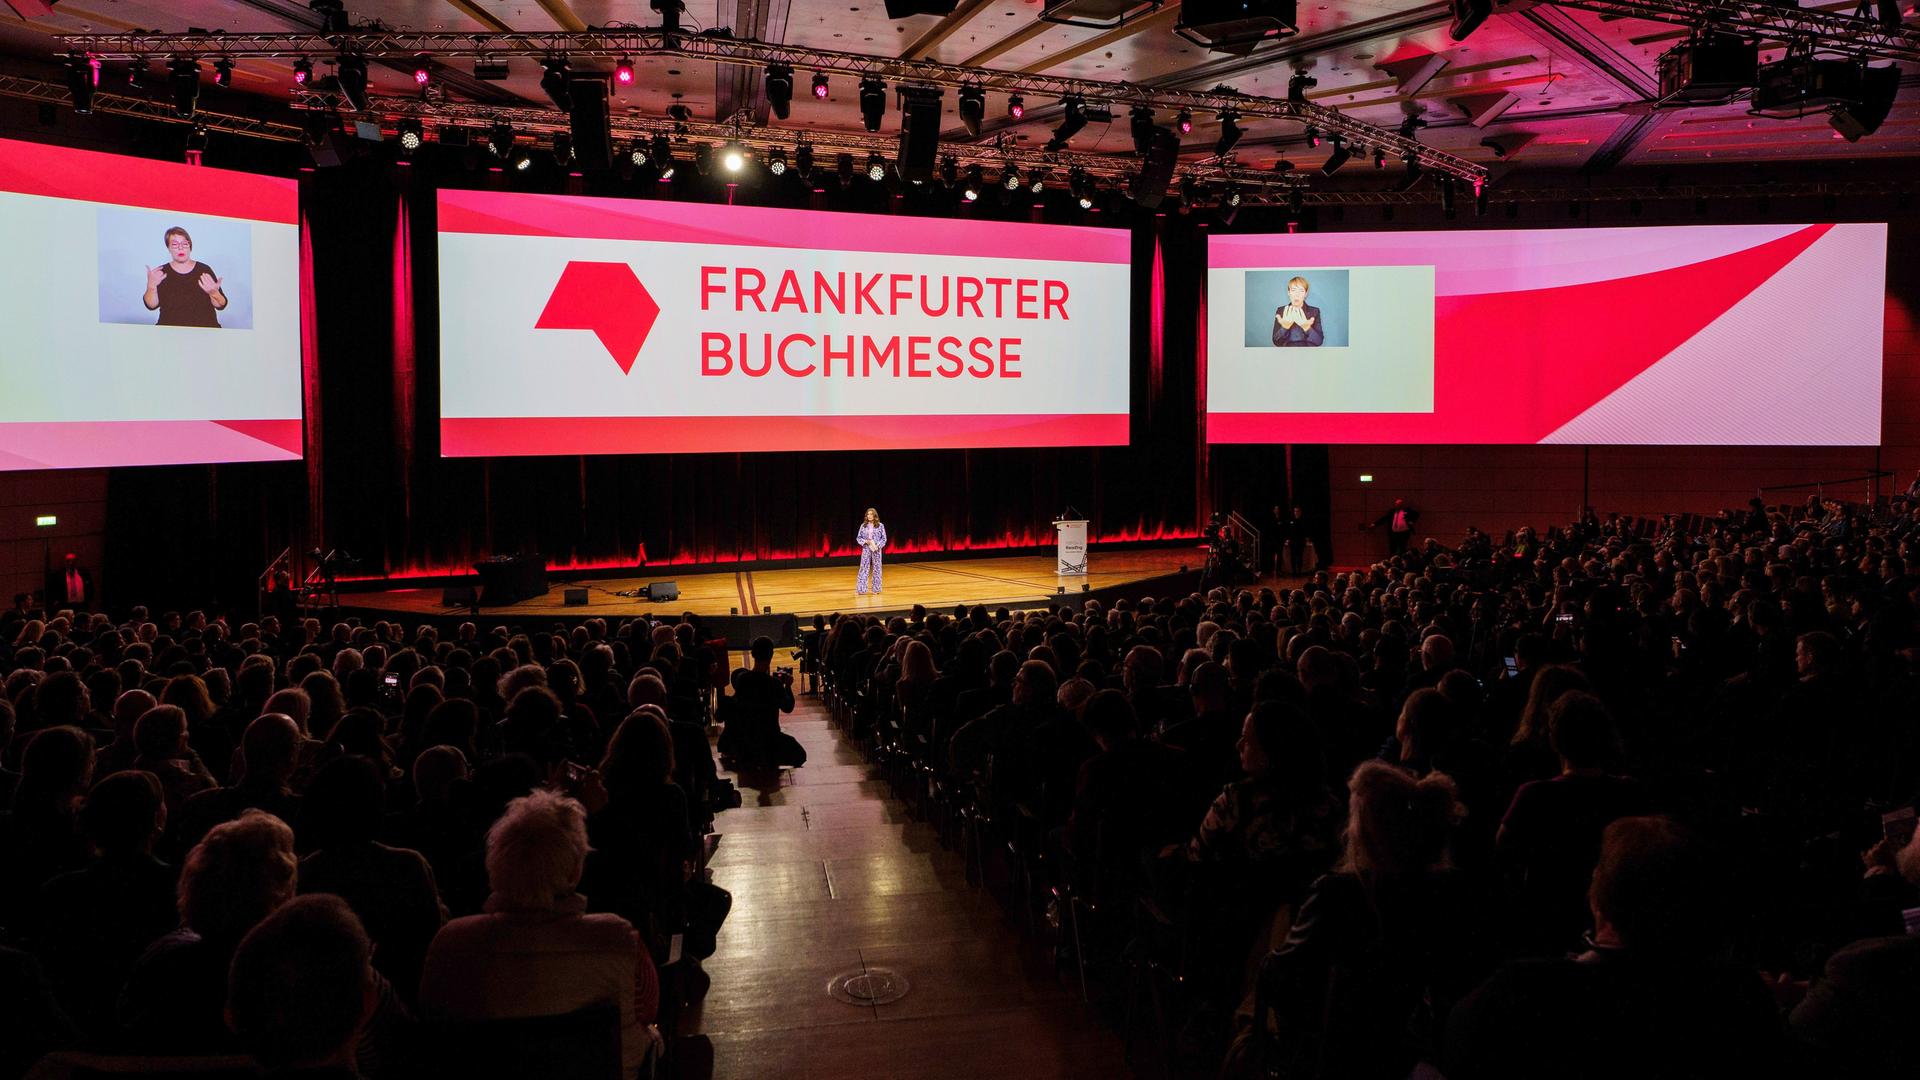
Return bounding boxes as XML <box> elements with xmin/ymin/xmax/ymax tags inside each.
<box><xmin>1054</xmin><ymin>519</ymin><xmax>1089</xmax><ymax>576</ymax></box>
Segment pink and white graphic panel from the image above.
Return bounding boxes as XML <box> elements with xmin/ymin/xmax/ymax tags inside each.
<box><xmin>437</xmin><ymin>192</ymin><xmax>1132</xmax><ymax>456</ymax></box>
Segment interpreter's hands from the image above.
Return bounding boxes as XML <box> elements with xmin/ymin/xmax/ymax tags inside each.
<box><xmin>197</xmin><ymin>272</ymin><xmax>222</xmax><ymax>295</ymax></box>
<box><xmin>145</xmin><ymin>265</ymin><xmax>166</xmax><ymax>289</ymax></box>
<box><xmin>1299</xmin><ymin>315</ymin><xmax>1315</xmax><ymax>330</ymax></box>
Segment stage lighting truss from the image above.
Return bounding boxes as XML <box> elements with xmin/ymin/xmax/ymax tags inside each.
<box><xmin>61</xmin><ymin>28</ymin><xmax>1488</xmax><ymax>185</ymax></box>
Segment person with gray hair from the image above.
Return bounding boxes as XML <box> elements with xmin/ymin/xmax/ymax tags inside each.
<box><xmin>420</xmin><ymin>788</ymin><xmax>656</xmax><ymax>1075</ymax></box>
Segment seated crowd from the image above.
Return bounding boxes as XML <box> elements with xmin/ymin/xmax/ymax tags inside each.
<box><xmin>805</xmin><ymin>493</ymin><xmax>1920</xmax><ymax>1079</ymax></box>
<box><xmin>0</xmin><ymin>605</ymin><xmax>757</xmax><ymax>1078</ymax></box>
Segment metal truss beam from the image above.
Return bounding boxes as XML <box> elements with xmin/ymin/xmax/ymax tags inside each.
<box><xmin>0</xmin><ymin>73</ymin><xmax>304</xmax><ymax>141</ymax></box>
<box><xmin>54</xmin><ymin>28</ymin><xmax>1486</xmax><ymax>184</ymax></box>
<box><xmin>1527</xmin><ymin>0</ymin><xmax>1920</xmax><ymax>65</ymax></box>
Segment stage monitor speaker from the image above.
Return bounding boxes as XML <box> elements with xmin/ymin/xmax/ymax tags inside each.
<box><xmin>567</xmin><ymin>75</ymin><xmax>614</xmax><ymax>171</ymax></box>
<box><xmin>441</xmin><ymin>585</ymin><xmax>477</xmax><ymax>607</ymax></box>
<box><xmin>563</xmin><ymin>587</ymin><xmax>589</xmax><ymax>606</ymax></box>
<box><xmin>1132</xmin><ymin>125</ymin><xmax>1179</xmax><ymax>207</ymax></box>
<box><xmin>896</xmin><ymin>85</ymin><xmax>943</xmax><ymax>182</ymax></box>
<box><xmin>646</xmin><ymin>581</ymin><xmax>679</xmax><ymax>602</ymax></box>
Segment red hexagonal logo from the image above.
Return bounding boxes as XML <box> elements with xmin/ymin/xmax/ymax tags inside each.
<box><xmin>535</xmin><ymin>261</ymin><xmax>661</xmax><ymax>374</ymax></box>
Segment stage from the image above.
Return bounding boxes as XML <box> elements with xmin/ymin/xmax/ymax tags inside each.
<box><xmin>338</xmin><ymin>545</ymin><xmax>1216</xmax><ymax>625</ymax></box>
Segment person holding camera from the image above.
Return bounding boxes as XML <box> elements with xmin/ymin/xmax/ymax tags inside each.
<box><xmin>717</xmin><ymin>636</ymin><xmax>807</xmax><ymax>769</ymax></box>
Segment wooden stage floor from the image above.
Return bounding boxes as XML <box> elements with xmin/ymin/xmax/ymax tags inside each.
<box><xmin>344</xmin><ymin>546</ymin><xmax>1208</xmax><ymax>621</ymax></box>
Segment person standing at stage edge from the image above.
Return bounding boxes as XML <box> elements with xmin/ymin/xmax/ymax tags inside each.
<box><xmin>1367</xmin><ymin>497</ymin><xmax>1420</xmax><ymax>558</ymax></box>
<box><xmin>857</xmin><ymin>507</ymin><xmax>888</xmax><ymax>596</ymax></box>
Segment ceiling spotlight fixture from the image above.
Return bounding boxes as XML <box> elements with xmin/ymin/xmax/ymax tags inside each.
<box><xmin>962</xmin><ymin>164</ymin><xmax>983</xmax><ymax>202</ymax></box>
<box><xmin>1398</xmin><ymin>153</ymin><xmax>1424</xmax><ymax>191</ymax></box>
<box><xmin>1303</xmin><ymin>124</ymin><xmax>1321</xmax><ymax>148</ymax></box>
<box><xmin>1227</xmin><ymin>185</ymin><xmax>1243</xmax><ymax>208</ymax></box>
<box><xmin>837</xmin><ymin>152</ymin><xmax>855</xmax><ymax>187</ymax></box>
<box><xmin>1321</xmin><ymin>135</ymin><xmax>1352</xmax><ymax>175</ymax></box>
<box><xmin>1374</xmin><ymin>147</ymin><xmax>1388</xmax><ymax>169</ymax></box>
<box><xmin>859</xmin><ymin>77</ymin><xmax>887</xmax><ymax>132</ymax></box>
<box><xmin>630</xmin><ymin>142</ymin><xmax>648</xmax><ymax>167</ymax></box>
<box><xmin>552</xmin><ymin>133</ymin><xmax>575</xmax><ymax>167</ymax></box>
<box><xmin>1399</xmin><ymin>113</ymin><xmax>1428</xmax><ymax>141</ymax></box>
<box><xmin>1288</xmin><ymin>72</ymin><xmax>1316</xmax><ymax>103</ymax></box>
<box><xmin>615</xmin><ymin>56</ymin><xmax>635</xmax><ymax>85</ymax></box>
<box><xmin>958</xmin><ymin>83</ymin><xmax>986</xmax><ymax>137</ymax></box>
<box><xmin>694</xmin><ymin>143</ymin><xmax>713</xmax><ymax>175</ymax></box>
<box><xmin>487</xmin><ymin>123</ymin><xmax>514</xmax><ymax>160</ymax></box>
<box><xmin>796</xmin><ymin>143</ymin><xmax>814</xmax><ymax>179</ymax></box>
<box><xmin>128</xmin><ymin>56</ymin><xmax>148</xmax><ymax>90</ymax></box>
<box><xmin>1007</xmin><ymin>93</ymin><xmax>1025</xmax><ymax>119</ymax></box>
<box><xmin>167</xmin><ymin>57</ymin><xmax>200</xmax><ymax>119</ymax></box>
<box><xmin>867</xmin><ymin>151</ymin><xmax>888</xmax><ymax>181</ymax></box>
<box><xmin>768</xmin><ymin>147</ymin><xmax>788</xmax><ymax>175</ymax></box>
<box><xmin>1029</xmin><ymin>169</ymin><xmax>1047</xmax><ymax>194</ymax></box>
<box><xmin>1214</xmin><ymin>109</ymin><xmax>1244</xmax><ymax>156</ymax></box>
<box><xmin>540</xmin><ymin>57</ymin><xmax>572</xmax><ymax>110</ymax></box>
<box><xmin>412</xmin><ymin>57</ymin><xmax>432</xmax><ymax>86</ymax></box>
<box><xmin>1130</xmin><ymin>105</ymin><xmax>1156</xmax><ymax>156</ymax></box>
<box><xmin>939</xmin><ymin>154</ymin><xmax>958</xmax><ymax>187</ymax></box>
<box><xmin>765</xmin><ymin>63</ymin><xmax>794</xmax><ymax>120</ymax></box>
<box><xmin>721</xmin><ymin>142</ymin><xmax>747</xmax><ymax>173</ymax></box>
<box><xmin>212</xmin><ymin>57</ymin><xmax>233</xmax><ymax>88</ymax></box>
<box><xmin>1048</xmin><ymin>94</ymin><xmax>1089</xmax><ymax>151</ymax></box>
<box><xmin>334</xmin><ymin>53</ymin><xmax>368</xmax><ymax>111</ymax></box>
<box><xmin>396</xmin><ymin>119</ymin><xmax>424</xmax><ymax>153</ymax></box>
<box><xmin>652</xmin><ymin>134</ymin><xmax>676</xmax><ymax>178</ymax></box>
<box><xmin>812</xmin><ymin>72</ymin><xmax>830</xmax><ymax>99</ymax></box>
<box><xmin>291</xmin><ymin>57</ymin><xmax>311</xmax><ymax>86</ymax></box>
<box><xmin>65</xmin><ymin>53</ymin><xmax>99</xmax><ymax>115</ymax></box>
<box><xmin>1176</xmin><ymin>107</ymin><xmax>1193</xmax><ymax>134</ymax></box>
<box><xmin>1002</xmin><ymin>163</ymin><xmax>1021</xmax><ymax>191</ymax></box>
<box><xmin>513</xmin><ymin>150</ymin><xmax>533</xmax><ymax>172</ymax></box>
<box><xmin>1449</xmin><ymin>0</ymin><xmax>1495</xmax><ymax>42</ymax></box>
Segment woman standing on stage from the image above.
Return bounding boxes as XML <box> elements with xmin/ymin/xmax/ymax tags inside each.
<box><xmin>856</xmin><ymin>508</ymin><xmax>887</xmax><ymax>595</ymax></box>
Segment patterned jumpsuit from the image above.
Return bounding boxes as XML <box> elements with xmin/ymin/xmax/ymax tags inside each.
<box><xmin>857</xmin><ymin>521</ymin><xmax>887</xmax><ymax>594</ymax></box>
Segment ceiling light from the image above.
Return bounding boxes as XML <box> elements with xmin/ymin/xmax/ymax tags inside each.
<box><xmin>812</xmin><ymin>72</ymin><xmax>830</xmax><ymax>99</ymax></box>
<box><xmin>1288</xmin><ymin>72</ymin><xmax>1316</xmax><ymax>103</ymax></box>
<box><xmin>335</xmin><ymin>53</ymin><xmax>368</xmax><ymax>111</ymax></box>
<box><xmin>1048</xmin><ymin>95</ymin><xmax>1088</xmax><ymax>151</ymax></box>
<box><xmin>962</xmin><ymin>164</ymin><xmax>982</xmax><ymax>201</ymax></box>
<box><xmin>1007</xmin><ymin>94</ymin><xmax>1025</xmax><ymax>119</ymax></box>
<box><xmin>859</xmin><ymin>77</ymin><xmax>887</xmax><ymax>132</ymax></box>
<box><xmin>867</xmin><ymin>151</ymin><xmax>888</xmax><ymax>181</ymax></box>
<box><xmin>768</xmin><ymin>147</ymin><xmax>788</xmax><ymax>175</ymax></box>
<box><xmin>513</xmin><ymin>151</ymin><xmax>533</xmax><ymax>172</ymax></box>
<box><xmin>168</xmin><ymin>57</ymin><xmax>200</xmax><ymax>119</ymax></box>
<box><xmin>796</xmin><ymin>143</ymin><xmax>815</xmax><ymax>179</ymax></box>
<box><xmin>65</xmin><ymin>53</ymin><xmax>98</xmax><ymax>115</ymax></box>
<box><xmin>616</xmin><ymin>57</ymin><xmax>635</xmax><ymax>85</ymax></box>
<box><xmin>1321</xmin><ymin>135</ymin><xmax>1352</xmax><ymax>175</ymax></box>
<box><xmin>291</xmin><ymin>57</ymin><xmax>311</xmax><ymax>85</ymax></box>
<box><xmin>1029</xmin><ymin>169</ymin><xmax>1047</xmax><ymax>194</ymax></box>
<box><xmin>1214</xmin><ymin>110</ymin><xmax>1244</xmax><ymax>156</ymax></box>
<box><xmin>765</xmin><ymin>63</ymin><xmax>794</xmax><ymax>120</ymax></box>
<box><xmin>397</xmin><ymin>119</ymin><xmax>424</xmax><ymax>152</ymax></box>
<box><xmin>1176</xmin><ymin>107</ymin><xmax>1192</xmax><ymax>134</ymax></box>
<box><xmin>213</xmin><ymin>58</ymin><xmax>233</xmax><ymax>88</ymax></box>
<box><xmin>694</xmin><ymin>143</ymin><xmax>713</xmax><ymax>175</ymax></box>
<box><xmin>958</xmin><ymin>83</ymin><xmax>986</xmax><ymax>137</ymax></box>
<box><xmin>540</xmin><ymin>57</ymin><xmax>572</xmax><ymax>110</ymax></box>
<box><xmin>412</xmin><ymin>57</ymin><xmax>432</xmax><ymax>86</ymax></box>
<box><xmin>721</xmin><ymin>143</ymin><xmax>747</xmax><ymax>173</ymax></box>
<box><xmin>1002</xmin><ymin>164</ymin><xmax>1020</xmax><ymax>190</ymax></box>
<box><xmin>488</xmin><ymin>124</ymin><xmax>515</xmax><ymax>160</ymax></box>
<box><xmin>630</xmin><ymin>142</ymin><xmax>649</xmax><ymax>167</ymax></box>
<box><xmin>1130</xmin><ymin>105</ymin><xmax>1155</xmax><ymax>156</ymax></box>
<box><xmin>1304</xmin><ymin>124</ymin><xmax>1320</xmax><ymax>148</ymax></box>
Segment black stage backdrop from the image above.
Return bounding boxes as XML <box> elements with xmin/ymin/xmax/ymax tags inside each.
<box><xmin>103</xmin><ymin>152</ymin><xmax>1299</xmax><ymax>611</ymax></box>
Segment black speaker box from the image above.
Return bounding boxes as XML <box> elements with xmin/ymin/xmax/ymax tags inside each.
<box><xmin>896</xmin><ymin>86</ymin><xmax>944</xmax><ymax>182</ymax></box>
<box><xmin>1132</xmin><ymin>126</ymin><xmax>1179</xmax><ymax>208</ymax></box>
<box><xmin>646</xmin><ymin>581</ymin><xmax>680</xmax><ymax>603</ymax></box>
<box><xmin>563</xmin><ymin>587</ymin><xmax>589</xmax><ymax>606</ymax></box>
<box><xmin>567</xmin><ymin>75</ymin><xmax>613</xmax><ymax>171</ymax></box>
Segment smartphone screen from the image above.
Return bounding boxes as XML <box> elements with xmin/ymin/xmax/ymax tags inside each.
<box><xmin>1502</xmin><ymin>657</ymin><xmax>1518</xmax><ymax>677</ymax></box>
<box><xmin>1555</xmin><ymin>613</ymin><xmax>1574</xmax><ymax>624</ymax></box>
<box><xmin>383</xmin><ymin>674</ymin><xmax>399</xmax><ymax>687</ymax></box>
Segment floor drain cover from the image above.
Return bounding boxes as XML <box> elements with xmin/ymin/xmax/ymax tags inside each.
<box><xmin>828</xmin><ymin>967</ymin><xmax>909</xmax><ymax>1006</ymax></box>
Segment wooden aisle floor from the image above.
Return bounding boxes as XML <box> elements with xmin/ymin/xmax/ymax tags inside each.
<box><xmin>681</xmin><ymin>693</ymin><xmax>1135</xmax><ymax>1080</ymax></box>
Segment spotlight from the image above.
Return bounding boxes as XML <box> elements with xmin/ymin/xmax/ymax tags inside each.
<box><xmin>768</xmin><ymin>147</ymin><xmax>788</xmax><ymax>175</ymax></box>
<box><xmin>540</xmin><ymin>57</ymin><xmax>572</xmax><ymax>110</ymax></box>
<box><xmin>65</xmin><ymin>53</ymin><xmax>98</xmax><ymax>115</ymax></box>
<box><xmin>1002</xmin><ymin>163</ymin><xmax>1020</xmax><ymax>191</ymax></box>
<box><xmin>128</xmin><ymin>57</ymin><xmax>149</xmax><ymax>90</ymax></box>
<box><xmin>958</xmin><ymin>83</ymin><xmax>986</xmax><ymax>137</ymax></box>
<box><xmin>291</xmin><ymin>57</ymin><xmax>312</xmax><ymax>86</ymax></box>
<box><xmin>1048</xmin><ymin>95</ymin><xmax>1088</xmax><ymax>151</ymax></box>
<box><xmin>1227</xmin><ymin>185</ymin><xmax>1243</xmax><ymax>208</ymax></box>
<box><xmin>397</xmin><ymin>118</ymin><xmax>424</xmax><ymax>153</ymax></box>
<box><xmin>1289</xmin><ymin>186</ymin><xmax>1304</xmax><ymax>216</ymax></box>
<box><xmin>335</xmin><ymin>54</ymin><xmax>368</xmax><ymax>111</ymax></box>
<box><xmin>812</xmin><ymin>72</ymin><xmax>830</xmax><ymax>99</ymax></box>
<box><xmin>1374</xmin><ymin>147</ymin><xmax>1387</xmax><ymax>169</ymax></box>
<box><xmin>1131</xmin><ymin>105</ymin><xmax>1156</xmax><ymax>155</ymax></box>
<box><xmin>1007</xmin><ymin>94</ymin><xmax>1025</xmax><ymax>119</ymax></box>
<box><xmin>1176</xmin><ymin>107</ymin><xmax>1193</xmax><ymax>134</ymax></box>
<box><xmin>1288</xmin><ymin>72</ymin><xmax>1316</xmax><ymax>103</ymax></box>
<box><xmin>1440</xmin><ymin>176</ymin><xmax>1457</xmax><ymax>217</ymax></box>
<box><xmin>694</xmin><ymin>143</ymin><xmax>713</xmax><ymax>175</ymax></box>
<box><xmin>1449</xmin><ymin>0</ymin><xmax>1495</xmax><ymax>42</ymax></box>
<box><xmin>1070</xmin><ymin>169</ymin><xmax>1094</xmax><ymax>209</ymax></box>
<box><xmin>167</xmin><ymin>57</ymin><xmax>200</xmax><ymax>119</ymax></box>
<box><xmin>796</xmin><ymin>143</ymin><xmax>815</xmax><ymax>179</ymax></box>
<box><xmin>615</xmin><ymin>57</ymin><xmax>635</xmax><ymax>85</ymax></box>
<box><xmin>962</xmin><ymin>164</ymin><xmax>982</xmax><ymax>201</ymax></box>
<box><xmin>867</xmin><ymin>151</ymin><xmax>887</xmax><ymax>181</ymax></box>
<box><xmin>1214</xmin><ymin>110</ymin><xmax>1244</xmax><ymax>156</ymax></box>
<box><xmin>552</xmin><ymin>133</ymin><xmax>575</xmax><ymax>167</ymax></box>
<box><xmin>488</xmin><ymin>123</ymin><xmax>515</xmax><ymax>160</ymax></box>
<box><xmin>1397</xmin><ymin>154</ymin><xmax>1424</xmax><ymax>191</ymax></box>
<box><xmin>1399</xmin><ymin>113</ymin><xmax>1427</xmax><ymax>140</ymax></box>
<box><xmin>412</xmin><ymin>57</ymin><xmax>432</xmax><ymax>86</ymax></box>
<box><xmin>185</xmin><ymin>125</ymin><xmax>209</xmax><ymax>165</ymax></box>
<box><xmin>1303</xmin><ymin>124</ymin><xmax>1321</xmax><ymax>148</ymax></box>
<box><xmin>1321</xmin><ymin>135</ymin><xmax>1351</xmax><ymax>174</ymax></box>
<box><xmin>859</xmin><ymin>77</ymin><xmax>887</xmax><ymax>132</ymax></box>
<box><xmin>513</xmin><ymin>150</ymin><xmax>533</xmax><ymax>172</ymax></box>
<box><xmin>1029</xmin><ymin>169</ymin><xmax>1048</xmax><ymax>194</ymax></box>
<box><xmin>650</xmin><ymin>133</ymin><xmax>673</xmax><ymax>173</ymax></box>
<box><xmin>213</xmin><ymin>58</ymin><xmax>233</xmax><ymax>89</ymax></box>
<box><xmin>666</xmin><ymin>103</ymin><xmax>692</xmax><ymax>124</ymax></box>
<box><xmin>721</xmin><ymin>142</ymin><xmax>747</xmax><ymax>173</ymax></box>
<box><xmin>1475</xmin><ymin>182</ymin><xmax>1489</xmax><ymax>217</ymax></box>
<box><xmin>939</xmin><ymin>155</ymin><xmax>958</xmax><ymax>187</ymax></box>
<box><xmin>765</xmin><ymin>63</ymin><xmax>794</xmax><ymax>120</ymax></box>
<box><xmin>630</xmin><ymin>142</ymin><xmax>649</xmax><ymax>167</ymax></box>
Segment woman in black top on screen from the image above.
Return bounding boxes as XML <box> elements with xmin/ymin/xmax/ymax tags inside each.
<box><xmin>142</xmin><ymin>226</ymin><xmax>227</xmax><ymax>328</ymax></box>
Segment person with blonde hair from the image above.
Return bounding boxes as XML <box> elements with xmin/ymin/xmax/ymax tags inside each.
<box><xmin>1271</xmin><ymin>274</ymin><xmax>1325</xmax><ymax>347</ymax></box>
<box><xmin>420</xmin><ymin>788</ymin><xmax>656</xmax><ymax>1075</ymax></box>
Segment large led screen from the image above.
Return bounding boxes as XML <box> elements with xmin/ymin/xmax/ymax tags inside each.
<box><xmin>437</xmin><ymin>191</ymin><xmax>1131</xmax><ymax>455</ymax></box>
<box><xmin>0</xmin><ymin>138</ymin><xmax>303</xmax><ymax>470</ymax></box>
<box><xmin>1207</xmin><ymin>223</ymin><xmax>1885</xmax><ymax>445</ymax></box>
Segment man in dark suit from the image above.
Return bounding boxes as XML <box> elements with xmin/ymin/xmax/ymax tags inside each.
<box><xmin>1368</xmin><ymin>498</ymin><xmax>1420</xmax><ymax>557</ymax></box>
<box><xmin>43</xmin><ymin>553</ymin><xmax>92</xmax><ymax>611</ymax></box>
<box><xmin>1271</xmin><ymin>275</ymin><xmax>1325</xmax><ymax>347</ymax></box>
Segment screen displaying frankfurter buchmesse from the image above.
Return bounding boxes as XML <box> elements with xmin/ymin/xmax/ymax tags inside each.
<box><xmin>0</xmin><ymin>137</ymin><xmax>303</xmax><ymax>471</ymax></box>
<box><xmin>1207</xmin><ymin>223</ymin><xmax>1885</xmax><ymax>446</ymax></box>
<box><xmin>436</xmin><ymin>191</ymin><xmax>1133</xmax><ymax>456</ymax></box>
